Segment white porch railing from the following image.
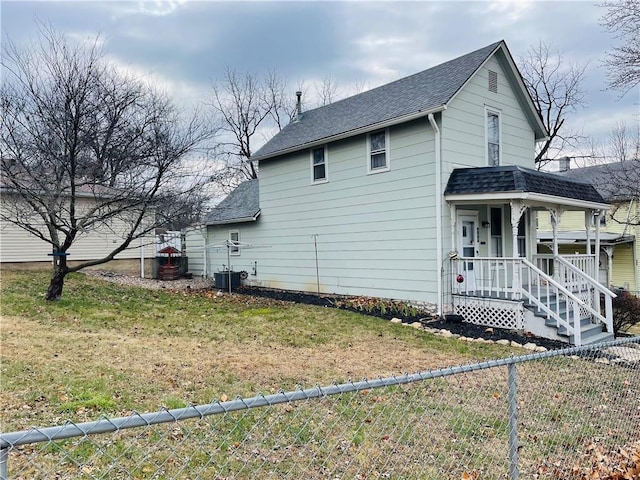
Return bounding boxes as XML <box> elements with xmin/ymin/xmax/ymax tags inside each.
<box><xmin>553</xmin><ymin>255</ymin><xmax>615</xmax><ymax>335</ymax></box>
<box><xmin>520</xmin><ymin>259</ymin><xmax>585</xmax><ymax>346</ymax></box>
<box><xmin>533</xmin><ymin>254</ymin><xmax>597</xmax><ymax>292</ymax></box>
<box><xmin>451</xmin><ymin>257</ymin><xmax>519</xmax><ymax>299</ymax></box>
<box><xmin>451</xmin><ymin>255</ymin><xmax>616</xmax><ymax>346</ymax></box>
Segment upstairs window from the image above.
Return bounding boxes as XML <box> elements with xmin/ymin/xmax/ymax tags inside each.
<box><xmin>486</xmin><ymin>109</ymin><xmax>501</xmax><ymax>166</ymax></box>
<box><xmin>229</xmin><ymin>230</ymin><xmax>240</xmax><ymax>256</ymax></box>
<box><xmin>368</xmin><ymin>130</ymin><xmax>389</xmax><ymax>173</ymax></box>
<box><xmin>311</xmin><ymin>146</ymin><xmax>327</xmax><ymax>183</ymax></box>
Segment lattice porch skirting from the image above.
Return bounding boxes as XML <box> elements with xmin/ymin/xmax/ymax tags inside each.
<box><xmin>452</xmin><ymin>296</ymin><xmax>525</xmax><ymax>331</ymax></box>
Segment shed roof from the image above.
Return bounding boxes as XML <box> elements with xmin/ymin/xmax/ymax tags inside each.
<box><xmin>444</xmin><ymin>165</ymin><xmax>606</xmax><ymax>205</ymax></box>
<box><xmin>252</xmin><ymin>41</ymin><xmax>546</xmax><ymax>161</ymax></box>
<box><xmin>203</xmin><ymin>179</ymin><xmax>260</xmax><ymax>225</ymax></box>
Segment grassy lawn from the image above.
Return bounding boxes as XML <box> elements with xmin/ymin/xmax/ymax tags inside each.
<box><xmin>0</xmin><ymin>269</ymin><xmax>516</xmax><ymax>432</ymax></box>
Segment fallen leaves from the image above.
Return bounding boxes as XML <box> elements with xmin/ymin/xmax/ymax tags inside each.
<box><xmin>535</xmin><ymin>440</ymin><xmax>640</xmax><ymax>479</ymax></box>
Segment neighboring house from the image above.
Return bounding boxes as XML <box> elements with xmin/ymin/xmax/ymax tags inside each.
<box><xmin>538</xmin><ymin>160</ymin><xmax>640</xmax><ymax>293</ymax></box>
<box><xmin>0</xmin><ymin>188</ymin><xmax>155</xmax><ymax>274</ymax></box>
<box><xmin>187</xmin><ymin>41</ymin><xmax>615</xmax><ymax>345</ymax></box>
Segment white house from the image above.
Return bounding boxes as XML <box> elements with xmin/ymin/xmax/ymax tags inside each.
<box><xmin>188</xmin><ymin>41</ymin><xmax>615</xmax><ymax>346</ymax></box>
<box><xmin>0</xmin><ymin>189</ymin><xmax>155</xmax><ymax>274</ymax></box>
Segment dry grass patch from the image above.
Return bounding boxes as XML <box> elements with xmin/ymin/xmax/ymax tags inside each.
<box><xmin>1</xmin><ymin>270</ymin><xmax>513</xmax><ymax>432</ymax></box>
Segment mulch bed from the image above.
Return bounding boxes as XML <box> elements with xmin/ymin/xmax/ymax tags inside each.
<box><xmin>235</xmin><ymin>285</ymin><xmax>569</xmax><ymax>351</ymax></box>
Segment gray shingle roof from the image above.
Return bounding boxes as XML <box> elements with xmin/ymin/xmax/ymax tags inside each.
<box><xmin>203</xmin><ymin>179</ymin><xmax>260</xmax><ymax>225</ymax></box>
<box><xmin>444</xmin><ymin>166</ymin><xmax>606</xmax><ymax>204</ymax></box>
<box><xmin>557</xmin><ymin>160</ymin><xmax>640</xmax><ymax>202</ymax></box>
<box><xmin>253</xmin><ymin>41</ymin><xmax>507</xmax><ymax>161</ymax></box>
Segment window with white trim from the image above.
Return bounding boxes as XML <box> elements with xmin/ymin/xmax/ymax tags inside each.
<box><xmin>368</xmin><ymin>130</ymin><xmax>389</xmax><ymax>173</ymax></box>
<box><xmin>490</xmin><ymin>207</ymin><xmax>503</xmax><ymax>256</ymax></box>
<box><xmin>486</xmin><ymin>109</ymin><xmax>501</xmax><ymax>166</ymax></box>
<box><xmin>311</xmin><ymin>146</ymin><xmax>327</xmax><ymax>183</ymax></box>
<box><xmin>229</xmin><ymin>230</ymin><xmax>240</xmax><ymax>256</ymax></box>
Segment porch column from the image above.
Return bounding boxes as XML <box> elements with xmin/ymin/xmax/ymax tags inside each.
<box><xmin>510</xmin><ymin>201</ymin><xmax>526</xmax><ymax>299</ymax></box>
<box><xmin>548</xmin><ymin>207</ymin><xmax>564</xmax><ymax>257</ymax></box>
<box><xmin>595</xmin><ymin>211</ymin><xmax>603</xmax><ymax>314</ymax></box>
<box><xmin>594</xmin><ymin>210</ymin><xmax>602</xmax><ymax>275</ymax></box>
<box><xmin>585</xmin><ymin>210</ymin><xmax>592</xmax><ymax>255</ymax></box>
<box><xmin>449</xmin><ymin>203</ymin><xmax>457</xmax><ymax>254</ymax></box>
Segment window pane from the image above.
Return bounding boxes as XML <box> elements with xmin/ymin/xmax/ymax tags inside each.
<box><xmin>371</xmin><ymin>152</ymin><xmax>386</xmax><ymax>169</ymax></box>
<box><xmin>314</xmin><ymin>164</ymin><xmax>326</xmax><ymax>180</ymax></box>
<box><xmin>371</xmin><ymin>132</ymin><xmax>385</xmax><ymax>152</ymax></box>
<box><xmin>488</xmin><ymin>143</ymin><xmax>499</xmax><ymax>166</ymax></box>
<box><xmin>488</xmin><ymin>113</ymin><xmax>499</xmax><ymax>143</ymax></box>
<box><xmin>313</xmin><ymin>148</ymin><xmax>324</xmax><ymax>165</ymax></box>
<box><xmin>490</xmin><ymin>208</ymin><xmax>502</xmax><ymax>236</ymax></box>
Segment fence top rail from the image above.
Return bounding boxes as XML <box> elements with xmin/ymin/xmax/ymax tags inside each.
<box><xmin>2</xmin><ymin>336</ymin><xmax>638</xmax><ymax>449</ymax></box>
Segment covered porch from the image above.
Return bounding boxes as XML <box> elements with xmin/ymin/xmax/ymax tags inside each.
<box><xmin>443</xmin><ymin>166</ymin><xmax>616</xmax><ymax>346</ymax></box>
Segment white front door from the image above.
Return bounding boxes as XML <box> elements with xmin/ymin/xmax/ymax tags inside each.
<box><xmin>458</xmin><ymin>213</ymin><xmax>479</xmax><ymax>292</ymax></box>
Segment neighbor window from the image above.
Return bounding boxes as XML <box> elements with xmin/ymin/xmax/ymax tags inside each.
<box><xmin>311</xmin><ymin>146</ymin><xmax>327</xmax><ymax>183</ymax></box>
<box><xmin>486</xmin><ymin>109</ymin><xmax>501</xmax><ymax>166</ymax></box>
<box><xmin>368</xmin><ymin>130</ymin><xmax>389</xmax><ymax>173</ymax></box>
<box><xmin>229</xmin><ymin>230</ymin><xmax>240</xmax><ymax>256</ymax></box>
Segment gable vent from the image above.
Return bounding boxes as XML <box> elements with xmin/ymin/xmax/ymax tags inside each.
<box><xmin>488</xmin><ymin>70</ymin><xmax>498</xmax><ymax>93</ymax></box>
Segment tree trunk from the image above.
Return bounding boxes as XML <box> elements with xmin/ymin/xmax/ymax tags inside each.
<box><xmin>46</xmin><ymin>254</ymin><xmax>69</xmax><ymax>301</ymax></box>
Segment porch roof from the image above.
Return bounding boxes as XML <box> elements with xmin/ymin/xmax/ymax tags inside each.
<box><xmin>444</xmin><ymin>166</ymin><xmax>609</xmax><ymax>210</ymax></box>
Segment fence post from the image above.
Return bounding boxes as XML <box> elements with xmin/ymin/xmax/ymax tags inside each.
<box><xmin>1</xmin><ymin>447</ymin><xmax>8</xmax><ymax>480</ymax></box>
<box><xmin>508</xmin><ymin>362</ymin><xmax>519</xmax><ymax>480</ymax></box>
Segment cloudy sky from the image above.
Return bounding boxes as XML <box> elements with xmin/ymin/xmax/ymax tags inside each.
<box><xmin>2</xmin><ymin>0</ymin><xmax>638</xmax><ymax>158</ymax></box>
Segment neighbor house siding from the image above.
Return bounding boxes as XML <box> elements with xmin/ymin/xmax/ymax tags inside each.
<box><xmin>206</xmin><ymin>119</ymin><xmax>439</xmax><ymax>303</ymax></box>
<box><xmin>0</xmin><ymin>195</ymin><xmax>154</xmax><ymax>263</ymax></box>
<box><xmin>537</xmin><ymin>203</ymin><xmax>639</xmax><ymax>292</ymax></box>
<box><xmin>184</xmin><ymin>227</ymin><xmax>206</xmax><ymax>277</ymax></box>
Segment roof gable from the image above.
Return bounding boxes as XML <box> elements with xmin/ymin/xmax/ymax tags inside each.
<box><xmin>203</xmin><ymin>179</ymin><xmax>260</xmax><ymax>225</ymax></box>
<box><xmin>252</xmin><ymin>40</ymin><xmax>545</xmax><ymax>161</ymax></box>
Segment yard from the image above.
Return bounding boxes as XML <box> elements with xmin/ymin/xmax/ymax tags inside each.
<box><xmin>2</xmin><ymin>269</ymin><xmax>639</xmax><ymax>479</ymax></box>
<box><xmin>0</xmin><ymin>269</ymin><xmax>516</xmax><ymax>432</ymax></box>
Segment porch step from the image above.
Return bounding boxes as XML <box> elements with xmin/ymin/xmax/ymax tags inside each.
<box><xmin>571</xmin><ymin>331</ymin><xmax>614</xmax><ymax>346</ymax></box>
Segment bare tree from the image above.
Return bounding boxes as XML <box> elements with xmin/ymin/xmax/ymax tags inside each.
<box><xmin>0</xmin><ymin>25</ymin><xmax>213</xmax><ymax>300</ymax></box>
<box><xmin>586</xmin><ymin>123</ymin><xmax>640</xmax><ymax>226</ymax></box>
<box><xmin>315</xmin><ymin>75</ymin><xmax>339</xmax><ymax>106</ymax></box>
<box><xmin>600</xmin><ymin>0</ymin><xmax>640</xmax><ymax>95</ymax></box>
<box><xmin>208</xmin><ymin>68</ymin><xmax>296</xmax><ymax>191</ymax></box>
<box><xmin>518</xmin><ymin>41</ymin><xmax>588</xmax><ymax>168</ymax></box>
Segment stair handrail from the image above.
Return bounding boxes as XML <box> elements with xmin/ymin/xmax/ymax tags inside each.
<box><xmin>521</xmin><ymin>259</ymin><xmax>585</xmax><ymax>346</ymax></box>
<box><xmin>553</xmin><ymin>255</ymin><xmax>616</xmax><ymax>334</ymax></box>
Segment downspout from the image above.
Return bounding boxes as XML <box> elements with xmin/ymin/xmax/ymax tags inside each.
<box><xmin>428</xmin><ymin>113</ymin><xmax>443</xmax><ymax>317</ymax></box>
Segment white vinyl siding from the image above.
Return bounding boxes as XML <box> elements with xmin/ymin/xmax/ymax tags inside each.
<box><xmin>204</xmin><ymin>119</ymin><xmax>439</xmax><ymax>304</ymax></box>
<box><xmin>441</xmin><ymin>55</ymin><xmax>536</xmax><ymax>171</ymax></box>
<box><xmin>0</xmin><ymin>194</ymin><xmax>154</xmax><ymax>263</ymax></box>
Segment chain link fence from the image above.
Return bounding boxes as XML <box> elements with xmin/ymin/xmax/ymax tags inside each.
<box><xmin>2</xmin><ymin>337</ymin><xmax>639</xmax><ymax>479</ymax></box>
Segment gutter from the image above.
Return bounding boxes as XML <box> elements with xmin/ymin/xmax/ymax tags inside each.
<box><xmin>428</xmin><ymin>113</ymin><xmax>443</xmax><ymax>317</ymax></box>
<box><xmin>251</xmin><ymin>106</ymin><xmax>447</xmax><ymax>163</ymax></box>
